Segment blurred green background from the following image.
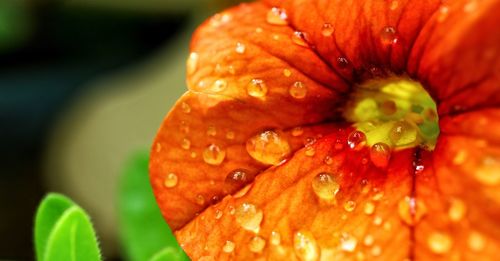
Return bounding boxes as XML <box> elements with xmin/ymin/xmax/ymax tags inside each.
<box><xmin>0</xmin><ymin>0</ymin><xmax>243</xmax><ymax>259</ymax></box>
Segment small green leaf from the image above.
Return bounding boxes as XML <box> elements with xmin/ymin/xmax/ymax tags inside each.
<box><xmin>34</xmin><ymin>193</ymin><xmax>101</xmax><ymax>261</ymax></box>
<box><xmin>118</xmin><ymin>150</ymin><xmax>189</xmax><ymax>261</ymax></box>
<box><xmin>43</xmin><ymin>206</ymin><xmax>101</xmax><ymax>261</ymax></box>
<box><xmin>149</xmin><ymin>247</ymin><xmax>189</xmax><ymax>261</ymax></box>
<box><xmin>34</xmin><ymin>193</ymin><xmax>75</xmax><ymax>261</ymax></box>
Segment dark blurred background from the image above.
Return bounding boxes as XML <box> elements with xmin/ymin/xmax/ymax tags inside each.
<box><xmin>0</xmin><ymin>0</ymin><xmax>241</xmax><ymax>259</ymax></box>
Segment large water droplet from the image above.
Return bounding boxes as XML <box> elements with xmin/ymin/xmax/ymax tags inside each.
<box><xmin>293</xmin><ymin>230</ymin><xmax>319</xmax><ymax>261</ymax></box>
<box><xmin>321</xmin><ymin>23</ymin><xmax>334</xmax><ymax>36</ymax></box>
<box><xmin>347</xmin><ymin>130</ymin><xmax>366</xmax><ymax>151</ymax></box>
<box><xmin>247</xmin><ymin>79</ymin><xmax>268</xmax><ymax>98</ymax></box>
<box><xmin>235</xmin><ymin>203</ymin><xmax>263</xmax><ymax>233</ymax></box>
<box><xmin>164</xmin><ymin>173</ymin><xmax>178</xmax><ymax>188</ymax></box>
<box><xmin>289</xmin><ymin>81</ymin><xmax>308</xmax><ymax>99</ymax></box>
<box><xmin>427</xmin><ymin>232</ymin><xmax>452</xmax><ymax>254</ymax></box>
<box><xmin>389</xmin><ymin>120</ymin><xmax>417</xmax><ymax>146</ymax></box>
<box><xmin>370</xmin><ymin>143</ymin><xmax>391</xmax><ymax>168</ymax></box>
<box><xmin>266</xmin><ymin>7</ymin><xmax>288</xmax><ymax>25</ymax></box>
<box><xmin>203</xmin><ymin>144</ymin><xmax>226</xmax><ymax>166</ymax></box>
<box><xmin>249</xmin><ymin>236</ymin><xmax>266</xmax><ymax>253</ymax></box>
<box><xmin>311</xmin><ymin>172</ymin><xmax>340</xmax><ymax>201</ymax></box>
<box><xmin>246</xmin><ymin>130</ymin><xmax>291</xmax><ymax>165</ymax></box>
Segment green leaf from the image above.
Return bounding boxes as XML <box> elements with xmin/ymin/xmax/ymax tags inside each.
<box><xmin>43</xmin><ymin>206</ymin><xmax>102</xmax><ymax>261</ymax></box>
<box><xmin>34</xmin><ymin>193</ymin><xmax>101</xmax><ymax>261</ymax></box>
<box><xmin>118</xmin><ymin>150</ymin><xmax>189</xmax><ymax>261</ymax></box>
<box><xmin>34</xmin><ymin>193</ymin><xmax>75</xmax><ymax>261</ymax></box>
<box><xmin>149</xmin><ymin>247</ymin><xmax>189</xmax><ymax>261</ymax></box>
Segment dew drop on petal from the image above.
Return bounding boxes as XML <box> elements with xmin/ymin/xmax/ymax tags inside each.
<box><xmin>203</xmin><ymin>144</ymin><xmax>226</xmax><ymax>166</ymax></box>
<box><xmin>380</xmin><ymin>26</ymin><xmax>397</xmax><ymax>45</ymax></box>
<box><xmin>164</xmin><ymin>173</ymin><xmax>178</xmax><ymax>188</ymax></box>
<box><xmin>224</xmin><ymin>169</ymin><xmax>254</xmax><ymax>194</ymax></box>
<box><xmin>211</xmin><ymin>79</ymin><xmax>228</xmax><ymax>92</ymax></box>
<box><xmin>305</xmin><ymin>146</ymin><xmax>316</xmax><ymax>157</ymax></box>
<box><xmin>370</xmin><ymin>245</ymin><xmax>382</xmax><ymax>257</ymax></box>
<box><xmin>187</xmin><ymin>52</ymin><xmax>199</xmax><ymax>75</ymax></box>
<box><xmin>283</xmin><ymin>68</ymin><xmax>292</xmax><ymax>77</ymax></box>
<box><xmin>468</xmin><ymin>231</ymin><xmax>486</xmax><ymax>252</ymax></box>
<box><xmin>311</xmin><ymin>172</ymin><xmax>340</xmax><ymax>201</ymax></box>
<box><xmin>321</xmin><ymin>23</ymin><xmax>334</xmax><ymax>36</ymax></box>
<box><xmin>364</xmin><ymin>202</ymin><xmax>375</xmax><ymax>215</ymax></box>
<box><xmin>223</xmin><ymin>240</ymin><xmax>235</xmax><ymax>253</ymax></box>
<box><xmin>181</xmin><ymin>138</ymin><xmax>191</xmax><ymax>150</ymax></box>
<box><xmin>235</xmin><ymin>42</ymin><xmax>246</xmax><ymax>54</ymax></box>
<box><xmin>370</xmin><ymin>143</ymin><xmax>391</xmax><ymax>168</ymax></box>
<box><xmin>292</xmin><ymin>31</ymin><xmax>309</xmax><ymax>47</ymax></box>
<box><xmin>474</xmin><ymin>155</ymin><xmax>500</xmax><ymax>185</ymax></box>
<box><xmin>235</xmin><ymin>203</ymin><xmax>263</xmax><ymax>233</ymax></box>
<box><xmin>344</xmin><ymin>200</ymin><xmax>356</xmax><ymax>212</ymax></box>
<box><xmin>291</xmin><ymin>126</ymin><xmax>304</xmax><ymax>137</ymax></box>
<box><xmin>427</xmin><ymin>232</ymin><xmax>453</xmax><ymax>254</ymax></box>
<box><xmin>247</xmin><ymin>79</ymin><xmax>268</xmax><ymax>98</ymax></box>
<box><xmin>266</xmin><ymin>7</ymin><xmax>288</xmax><ymax>25</ymax></box>
<box><xmin>389</xmin><ymin>120</ymin><xmax>417</xmax><ymax>146</ymax></box>
<box><xmin>398</xmin><ymin>196</ymin><xmax>427</xmax><ymax>225</ymax></box>
<box><xmin>289</xmin><ymin>81</ymin><xmax>308</xmax><ymax>99</ymax></box>
<box><xmin>340</xmin><ymin>232</ymin><xmax>357</xmax><ymax>252</ymax></box>
<box><xmin>249</xmin><ymin>236</ymin><xmax>266</xmax><ymax>253</ymax></box>
<box><xmin>207</xmin><ymin>126</ymin><xmax>217</xmax><ymax>137</ymax></box>
<box><xmin>246</xmin><ymin>130</ymin><xmax>291</xmax><ymax>165</ymax></box>
<box><xmin>226</xmin><ymin>131</ymin><xmax>235</xmax><ymax>140</ymax></box>
<box><xmin>270</xmin><ymin>231</ymin><xmax>281</xmax><ymax>245</ymax></box>
<box><xmin>293</xmin><ymin>230</ymin><xmax>319</xmax><ymax>261</ymax></box>
<box><xmin>215</xmin><ymin>209</ymin><xmax>223</xmax><ymax>219</ymax></box>
<box><xmin>448</xmin><ymin>197</ymin><xmax>467</xmax><ymax>222</ymax></box>
<box><xmin>195</xmin><ymin>194</ymin><xmax>205</xmax><ymax>206</ymax></box>
<box><xmin>324</xmin><ymin>155</ymin><xmax>334</xmax><ymax>165</ymax></box>
<box><xmin>363</xmin><ymin>235</ymin><xmax>374</xmax><ymax>246</ymax></box>
<box><xmin>181</xmin><ymin>102</ymin><xmax>191</xmax><ymax>113</ymax></box>
<box><xmin>347</xmin><ymin>130</ymin><xmax>366</xmax><ymax>151</ymax></box>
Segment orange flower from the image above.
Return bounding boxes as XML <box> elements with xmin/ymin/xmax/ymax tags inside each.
<box><xmin>150</xmin><ymin>0</ymin><xmax>500</xmax><ymax>260</ymax></box>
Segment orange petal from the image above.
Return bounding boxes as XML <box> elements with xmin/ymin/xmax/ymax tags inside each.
<box><xmin>414</xmin><ymin>110</ymin><xmax>500</xmax><ymax>260</ymax></box>
<box><xmin>408</xmin><ymin>0</ymin><xmax>500</xmax><ymax>115</ymax></box>
<box><xmin>176</xmin><ymin>129</ymin><xmax>416</xmax><ymax>260</ymax></box>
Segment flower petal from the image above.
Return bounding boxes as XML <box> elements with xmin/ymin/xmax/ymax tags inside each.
<box><xmin>175</xmin><ymin>128</ymin><xmax>415</xmax><ymax>260</ymax></box>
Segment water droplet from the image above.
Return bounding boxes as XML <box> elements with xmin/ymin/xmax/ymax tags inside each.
<box><xmin>228</xmin><ymin>65</ymin><xmax>236</xmax><ymax>74</ymax></box>
<box><xmin>311</xmin><ymin>172</ymin><xmax>340</xmax><ymax>201</ymax></box>
<box><xmin>155</xmin><ymin>142</ymin><xmax>162</xmax><ymax>152</ymax></box>
<box><xmin>324</xmin><ymin>155</ymin><xmax>334</xmax><ymax>165</ymax></box>
<box><xmin>247</xmin><ymin>79</ymin><xmax>268</xmax><ymax>98</ymax></box>
<box><xmin>207</xmin><ymin>126</ymin><xmax>217</xmax><ymax>136</ymax></box>
<box><xmin>226</xmin><ymin>131</ymin><xmax>235</xmax><ymax>140</ymax></box>
<box><xmin>370</xmin><ymin>143</ymin><xmax>391</xmax><ymax>168</ymax></box>
<box><xmin>224</xmin><ymin>169</ymin><xmax>254</xmax><ymax>194</ymax></box>
<box><xmin>266</xmin><ymin>7</ymin><xmax>288</xmax><ymax>25</ymax></box>
<box><xmin>246</xmin><ymin>130</ymin><xmax>291</xmax><ymax>165</ymax></box>
<box><xmin>337</xmin><ymin>57</ymin><xmax>349</xmax><ymax>68</ymax></box>
<box><xmin>235</xmin><ymin>42</ymin><xmax>246</xmax><ymax>54</ymax></box>
<box><xmin>181</xmin><ymin>102</ymin><xmax>191</xmax><ymax>113</ymax></box>
<box><xmin>283</xmin><ymin>68</ymin><xmax>292</xmax><ymax>77</ymax></box>
<box><xmin>190</xmin><ymin>151</ymin><xmax>197</xmax><ymax>158</ymax></box>
<box><xmin>195</xmin><ymin>194</ymin><xmax>205</xmax><ymax>205</ymax></box>
<box><xmin>468</xmin><ymin>231</ymin><xmax>486</xmax><ymax>252</ymax></box>
<box><xmin>347</xmin><ymin>130</ymin><xmax>366</xmax><ymax>151</ymax></box>
<box><xmin>305</xmin><ymin>146</ymin><xmax>316</xmax><ymax>157</ymax></box>
<box><xmin>293</xmin><ymin>230</ymin><xmax>319</xmax><ymax>261</ymax></box>
<box><xmin>270</xmin><ymin>231</ymin><xmax>281</xmax><ymax>245</ymax></box>
<box><xmin>448</xmin><ymin>198</ymin><xmax>466</xmax><ymax>222</ymax></box>
<box><xmin>211</xmin><ymin>79</ymin><xmax>228</xmax><ymax>92</ymax></box>
<box><xmin>223</xmin><ymin>240</ymin><xmax>235</xmax><ymax>253</ymax></box>
<box><xmin>340</xmin><ymin>232</ymin><xmax>357</xmax><ymax>252</ymax></box>
<box><xmin>474</xmin><ymin>155</ymin><xmax>500</xmax><ymax>185</ymax></box>
<box><xmin>373</xmin><ymin>216</ymin><xmax>383</xmax><ymax>226</ymax></box>
<box><xmin>363</xmin><ymin>235</ymin><xmax>374</xmax><ymax>246</ymax></box>
<box><xmin>291</xmin><ymin>126</ymin><xmax>304</xmax><ymax>137</ymax></box>
<box><xmin>249</xmin><ymin>236</ymin><xmax>266</xmax><ymax>253</ymax></box>
<box><xmin>380</xmin><ymin>100</ymin><xmax>396</xmax><ymax>115</ymax></box>
<box><xmin>370</xmin><ymin>245</ymin><xmax>382</xmax><ymax>256</ymax></box>
<box><xmin>321</xmin><ymin>23</ymin><xmax>334</xmax><ymax>36</ymax></box>
<box><xmin>215</xmin><ymin>209</ymin><xmax>223</xmax><ymax>219</ymax></box>
<box><xmin>389</xmin><ymin>0</ymin><xmax>399</xmax><ymax>10</ymax></box>
<box><xmin>372</xmin><ymin>191</ymin><xmax>384</xmax><ymax>201</ymax></box>
<box><xmin>292</xmin><ymin>31</ymin><xmax>309</xmax><ymax>47</ymax></box>
<box><xmin>181</xmin><ymin>138</ymin><xmax>191</xmax><ymax>150</ymax></box>
<box><xmin>380</xmin><ymin>26</ymin><xmax>397</xmax><ymax>45</ymax></box>
<box><xmin>364</xmin><ymin>202</ymin><xmax>375</xmax><ymax>215</ymax></box>
<box><xmin>203</xmin><ymin>144</ymin><xmax>226</xmax><ymax>166</ymax></box>
<box><xmin>187</xmin><ymin>52</ymin><xmax>199</xmax><ymax>75</ymax></box>
<box><xmin>398</xmin><ymin>196</ymin><xmax>427</xmax><ymax>225</ymax></box>
<box><xmin>235</xmin><ymin>203</ymin><xmax>263</xmax><ymax>233</ymax></box>
<box><xmin>427</xmin><ymin>232</ymin><xmax>453</xmax><ymax>254</ymax></box>
<box><xmin>289</xmin><ymin>81</ymin><xmax>308</xmax><ymax>99</ymax></box>
<box><xmin>344</xmin><ymin>200</ymin><xmax>356</xmax><ymax>212</ymax></box>
<box><xmin>164</xmin><ymin>173</ymin><xmax>178</xmax><ymax>188</ymax></box>
<box><xmin>210</xmin><ymin>13</ymin><xmax>231</xmax><ymax>27</ymax></box>
<box><xmin>389</xmin><ymin>120</ymin><xmax>417</xmax><ymax>146</ymax></box>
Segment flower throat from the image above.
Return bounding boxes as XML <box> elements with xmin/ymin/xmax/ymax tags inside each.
<box><xmin>343</xmin><ymin>77</ymin><xmax>439</xmax><ymax>151</ymax></box>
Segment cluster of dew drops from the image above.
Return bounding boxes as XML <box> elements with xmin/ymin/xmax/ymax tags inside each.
<box><xmin>160</xmin><ymin>3</ymin><xmax>488</xmax><ymax>259</ymax></box>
